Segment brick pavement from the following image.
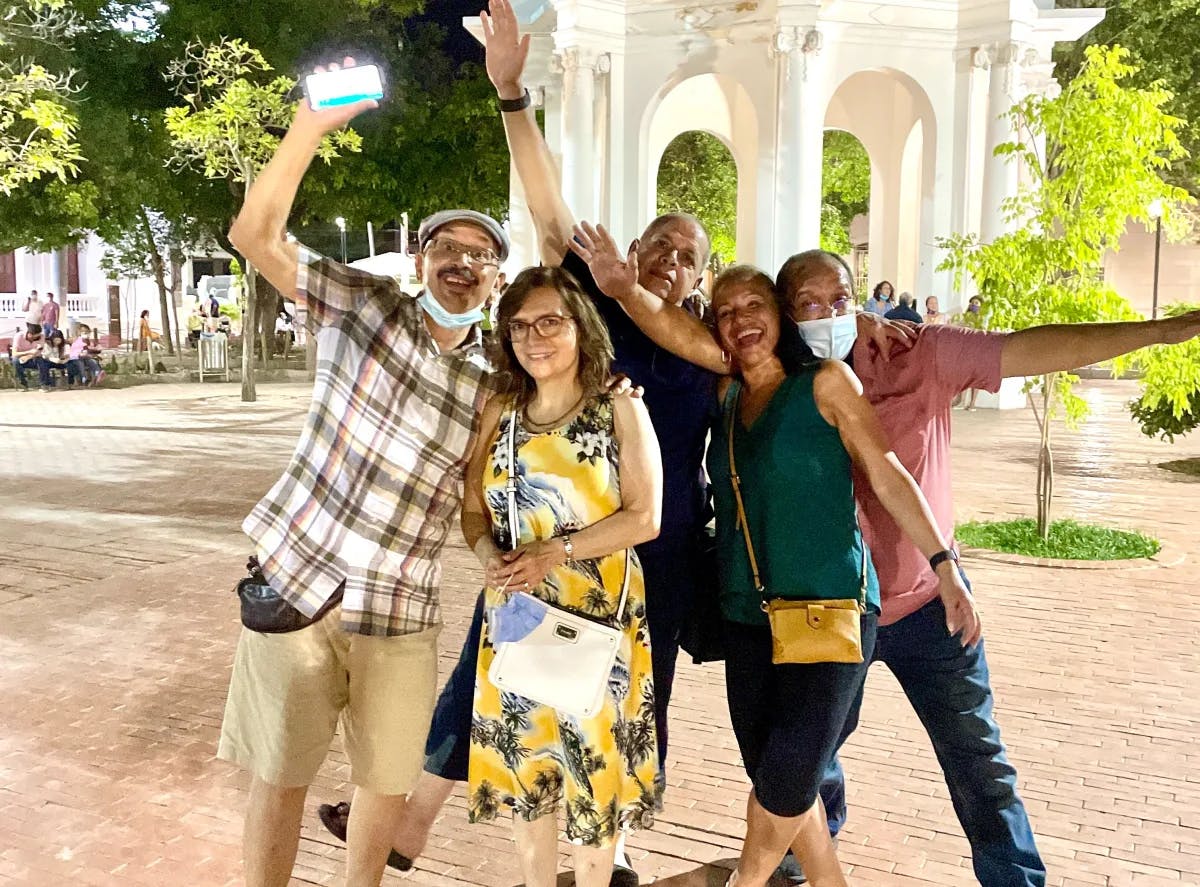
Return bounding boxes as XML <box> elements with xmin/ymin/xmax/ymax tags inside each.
<box><xmin>0</xmin><ymin>379</ymin><xmax>1197</xmax><ymax>886</ymax></box>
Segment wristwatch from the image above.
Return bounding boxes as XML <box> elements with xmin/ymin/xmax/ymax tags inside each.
<box><xmin>929</xmin><ymin>549</ymin><xmax>960</xmax><ymax>572</ymax></box>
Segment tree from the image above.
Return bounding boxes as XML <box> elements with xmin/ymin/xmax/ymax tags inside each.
<box><xmin>820</xmin><ymin>131</ymin><xmax>870</xmax><ymax>255</ymax></box>
<box><xmin>1056</xmin><ymin>0</ymin><xmax>1200</xmax><ymax>196</ymax></box>
<box><xmin>938</xmin><ymin>45</ymin><xmax>1191</xmax><ymax>538</ymax></box>
<box><xmin>656</xmin><ymin>131</ymin><xmax>737</xmax><ymax>267</ymax></box>
<box><xmin>0</xmin><ymin>0</ymin><xmax>83</xmax><ymax>196</ymax></box>
<box><xmin>164</xmin><ymin>37</ymin><xmax>362</xmax><ymax>402</ymax></box>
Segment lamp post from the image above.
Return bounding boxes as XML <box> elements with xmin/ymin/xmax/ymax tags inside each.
<box><xmin>335</xmin><ymin>216</ymin><xmax>347</xmax><ymax>264</ymax></box>
<box><xmin>1147</xmin><ymin>199</ymin><xmax>1163</xmax><ymax>320</ymax></box>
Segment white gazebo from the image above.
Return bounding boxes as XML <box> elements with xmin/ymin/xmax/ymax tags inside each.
<box><xmin>467</xmin><ymin>0</ymin><xmax>1104</xmax><ymax>308</ymax></box>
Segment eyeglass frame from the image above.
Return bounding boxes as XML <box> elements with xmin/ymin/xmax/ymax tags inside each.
<box><xmin>425</xmin><ymin>236</ymin><xmax>501</xmax><ymax>268</ymax></box>
<box><xmin>504</xmin><ymin>313</ymin><xmax>577</xmax><ymax>342</ymax></box>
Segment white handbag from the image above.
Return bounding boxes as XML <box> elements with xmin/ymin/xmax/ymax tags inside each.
<box><xmin>487</xmin><ymin>409</ymin><xmax>629</xmax><ymax>720</ymax></box>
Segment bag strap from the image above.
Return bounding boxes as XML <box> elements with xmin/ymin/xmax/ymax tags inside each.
<box><xmin>506</xmin><ymin>408</ymin><xmax>631</xmax><ymax>623</ymax></box>
<box><xmin>505</xmin><ymin>409</ymin><xmax>519</xmax><ymax>553</ymax></box>
<box><xmin>725</xmin><ymin>387</ymin><xmax>867</xmax><ymax>612</ymax></box>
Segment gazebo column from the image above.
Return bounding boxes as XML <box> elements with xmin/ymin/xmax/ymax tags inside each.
<box><xmin>556</xmin><ymin>46</ymin><xmax>600</xmax><ymax>222</ymax></box>
<box><xmin>980</xmin><ymin>42</ymin><xmax>1021</xmax><ymax>244</ymax></box>
<box><xmin>772</xmin><ymin>26</ymin><xmax>825</xmax><ymax>271</ymax></box>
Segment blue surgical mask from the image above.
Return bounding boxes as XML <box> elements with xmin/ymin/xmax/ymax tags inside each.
<box><xmin>796</xmin><ymin>313</ymin><xmax>858</xmax><ymax>361</ymax></box>
<box><xmin>417</xmin><ymin>290</ymin><xmax>485</xmax><ymax>329</ymax></box>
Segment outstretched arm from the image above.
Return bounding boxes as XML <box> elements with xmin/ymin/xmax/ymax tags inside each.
<box><xmin>571</xmin><ymin>222</ymin><xmax>730</xmax><ymax>374</ymax></box>
<box><xmin>482</xmin><ymin>0</ymin><xmax>575</xmax><ymax>265</ymax></box>
<box><xmin>813</xmin><ymin>359</ymin><xmax>982</xmax><ymax>646</ymax></box>
<box><xmin>228</xmin><ymin>59</ymin><xmax>377</xmax><ymax>298</ymax></box>
<box><xmin>1001</xmin><ymin>311</ymin><xmax>1200</xmax><ymax>378</ymax></box>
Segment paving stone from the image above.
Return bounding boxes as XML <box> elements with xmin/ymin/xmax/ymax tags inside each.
<box><xmin>0</xmin><ymin>379</ymin><xmax>1197</xmax><ymax>885</ymax></box>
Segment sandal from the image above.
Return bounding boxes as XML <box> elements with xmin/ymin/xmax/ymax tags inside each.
<box><xmin>316</xmin><ymin>801</ymin><xmax>414</xmax><ymax>872</ymax></box>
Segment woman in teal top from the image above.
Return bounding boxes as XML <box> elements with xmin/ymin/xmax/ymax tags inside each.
<box><xmin>708</xmin><ymin>370</ymin><xmax>881</xmax><ymax>624</ymax></box>
<box><xmin>702</xmin><ymin>266</ymin><xmax>974</xmax><ymax>887</ymax></box>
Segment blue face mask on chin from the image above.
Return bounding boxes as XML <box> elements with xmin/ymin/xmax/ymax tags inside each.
<box><xmin>417</xmin><ymin>290</ymin><xmax>485</xmax><ymax>329</ymax></box>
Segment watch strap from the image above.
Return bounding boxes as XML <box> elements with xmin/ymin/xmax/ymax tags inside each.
<box><xmin>498</xmin><ymin>89</ymin><xmax>531</xmax><ymax>113</ymax></box>
<box><xmin>929</xmin><ymin>549</ymin><xmax>959</xmax><ymax>572</ymax></box>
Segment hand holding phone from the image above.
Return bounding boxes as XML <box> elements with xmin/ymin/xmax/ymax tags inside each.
<box><xmin>304</xmin><ymin>63</ymin><xmax>384</xmax><ymax>111</ymax></box>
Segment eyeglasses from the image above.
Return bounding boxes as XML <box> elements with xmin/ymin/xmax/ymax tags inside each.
<box><xmin>791</xmin><ymin>298</ymin><xmax>851</xmax><ymax>321</ymax></box>
<box><xmin>427</xmin><ymin>237</ymin><xmax>500</xmax><ymax>268</ymax></box>
<box><xmin>505</xmin><ymin>314</ymin><xmax>575</xmax><ymax>342</ymax></box>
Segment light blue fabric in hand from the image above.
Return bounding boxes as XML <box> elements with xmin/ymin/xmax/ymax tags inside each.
<box><xmin>489</xmin><ymin>592</ymin><xmax>548</xmax><ymax>643</ymax></box>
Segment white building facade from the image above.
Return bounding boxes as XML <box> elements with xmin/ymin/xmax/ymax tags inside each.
<box><xmin>476</xmin><ymin>0</ymin><xmax>1106</xmax><ymax>310</ymax></box>
<box><xmin>0</xmin><ymin>234</ymin><xmax>233</xmax><ymax>346</ymax></box>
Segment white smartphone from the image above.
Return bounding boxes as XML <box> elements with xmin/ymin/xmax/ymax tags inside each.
<box><xmin>304</xmin><ymin>64</ymin><xmax>384</xmax><ymax>111</ymax></box>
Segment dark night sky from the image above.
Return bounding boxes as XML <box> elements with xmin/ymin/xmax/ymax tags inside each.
<box><xmin>420</xmin><ymin>0</ymin><xmax>487</xmax><ymax>64</ymax></box>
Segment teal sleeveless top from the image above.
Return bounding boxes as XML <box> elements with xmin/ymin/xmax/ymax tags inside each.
<box><xmin>706</xmin><ymin>371</ymin><xmax>881</xmax><ymax>626</ymax></box>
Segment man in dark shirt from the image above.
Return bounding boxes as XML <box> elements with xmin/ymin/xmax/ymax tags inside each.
<box><xmin>885</xmin><ymin>292</ymin><xmax>925</xmax><ymax>324</ymax></box>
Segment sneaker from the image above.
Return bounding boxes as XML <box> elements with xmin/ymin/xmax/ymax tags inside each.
<box><xmin>95</xmin><ymin>370</ymin><xmax>106</xmax><ymax>386</ymax></box>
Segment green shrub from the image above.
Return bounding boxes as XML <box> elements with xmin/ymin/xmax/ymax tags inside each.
<box><xmin>1128</xmin><ymin>303</ymin><xmax>1200</xmax><ymax>442</ymax></box>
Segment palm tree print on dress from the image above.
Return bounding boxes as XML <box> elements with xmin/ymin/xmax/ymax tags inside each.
<box><xmin>468</xmin><ymin>395</ymin><xmax>661</xmax><ymax>848</ymax></box>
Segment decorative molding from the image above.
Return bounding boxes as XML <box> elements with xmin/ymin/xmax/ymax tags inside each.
<box><xmin>552</xmin><ymin>46</ymin><xmax>610</xmax><ymax>75</ymax></box>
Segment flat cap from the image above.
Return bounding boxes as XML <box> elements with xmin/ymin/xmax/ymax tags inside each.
<box><xmin>417</xmin><ymin>210</ymin><xmax>510</xmax><ymax>262</ymax></box>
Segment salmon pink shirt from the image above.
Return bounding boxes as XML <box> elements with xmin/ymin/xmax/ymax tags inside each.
<box><xmin>850</xmin><ymin>325</ymin><xmax>1006</xmax><ymax>625</ymax></box>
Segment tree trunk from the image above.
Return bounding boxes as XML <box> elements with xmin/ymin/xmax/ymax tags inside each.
<box><xmin>1035</xmin><ymin>374</ymin><xmax>1057</xmax><ymax>540</ymax></box>
<box><xmin>138</xmin><ymin>207</ymin><xmax>175</xmax><ymax>357</ymax></box>
<box><xmin>169</xmin><ymin>252</ymin><xmax>185</xmax><ymax>356</ymax></box>
<box><xmin>242</xmin><ymin>261</ymin><xmax>258</xmax><ymax>402</ymax></box>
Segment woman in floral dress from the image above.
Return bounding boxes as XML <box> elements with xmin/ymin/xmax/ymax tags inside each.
<box><xmin>460</xmin><ymin>266</ymin><xmax>664</xmax><ymax>887</ymax></box>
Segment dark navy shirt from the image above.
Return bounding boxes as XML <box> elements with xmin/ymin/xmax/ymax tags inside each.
<box><xmin>561</xmin><ymin>251</ymin><xmax>716</xmax><ymax>552</ymax></box>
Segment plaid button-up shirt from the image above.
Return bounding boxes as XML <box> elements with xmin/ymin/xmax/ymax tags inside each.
<box><xmin>243</xmin><ymin>247</ymin><xmax>495</xmax><ymax>636</ymax></box>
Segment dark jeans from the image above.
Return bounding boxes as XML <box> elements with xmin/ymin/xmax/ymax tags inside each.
<box><xmin>423</xmin><ymin>538</ymin><xmax>697</xmax><ymax>782</ymax></box>
<box><xmin>14</xmin><ymin>357</ymin><xmax>49</xmax><ymax>389</ymax></box>
<box><xmin>724</xmin><ymin>614</ymin><xmax>877</xmax><ymax>817</ymax></box>
<box><xmin>820</xmin><ymin>595</ymin><xmax>1045</xmax><ymax>887</ymax></box>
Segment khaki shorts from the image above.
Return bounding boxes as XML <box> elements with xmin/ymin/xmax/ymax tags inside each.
<box><xmin>217</xmin><ymin>605</ymin><xmax>440</xmax><ymax>794</ymax></box>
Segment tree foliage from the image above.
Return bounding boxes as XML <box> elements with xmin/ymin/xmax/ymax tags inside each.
<box><xmin>1056</xmin><ymin>0</ymin><xmax>1200</xmax><ymax>196</ymax></box>
<box><xmin>1128</xmin><ymin>302</ymin><xmax>1200</xmax><ymax>442</ymax></box>
<box><xmin>656</xmin><ymin>131</ymin><xmax>737</xmax><ymax>267</ymax></box>
<box><xmin>820</xmin><ymin>130</ymin><xmax>870</xmax><ymax>255</ymax></box>
<box><xmin>0</xmin><ymin>1</ymin><xmax>83</xmax><ymax>195</ymax></box>
<box><xmin>938</xmin><ymin>45</ymin><xmax>1191</xmax><ymax>536</ymax></box>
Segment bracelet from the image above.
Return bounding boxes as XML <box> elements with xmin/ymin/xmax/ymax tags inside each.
<box><xmin>561</xmin><ymin>533</ymin><xmax>574</xmax><ymax>564</ymax></box>
<box><xmin>929</xmin><ymin>549</ymin><xmax>960</xmax><ymax>572</ymax></box>
<box><xmin>498</xmin><ymin>89</ymin><xmax>531</xmax><ymax>113</ymax></box>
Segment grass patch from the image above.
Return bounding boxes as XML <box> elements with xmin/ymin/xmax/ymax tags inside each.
<box><xmin>957</xmin><ymin>519</ymin><xmax>1160</xmax><ymax>560</ymax></box>
<box><xmin>1160</xmin><ymin>458</ymin><xmax>1200</xmax><ymax>478</ymax></box>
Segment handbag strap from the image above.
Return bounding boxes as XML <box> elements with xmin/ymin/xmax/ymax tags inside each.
<box><xmin>724</xmin><ymin>386</ymin><xmax>868</xmax><ymax>610</ymax></box>
<box><xmin>506</xmin><ymin>408</ymin><xmax>631</xmax><ymax>622</ymax></box>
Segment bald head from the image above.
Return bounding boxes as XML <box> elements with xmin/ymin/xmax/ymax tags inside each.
<box><xmin>635</xmin><ymin>212</ymin><xmax>711</xmax><ymax>304</ymax></box>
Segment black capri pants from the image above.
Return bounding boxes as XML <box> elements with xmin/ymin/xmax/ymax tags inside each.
<box><xmin>723</xmin><ymin>613</ymin><xmax>878</xmax><ymax>818</ymax></box>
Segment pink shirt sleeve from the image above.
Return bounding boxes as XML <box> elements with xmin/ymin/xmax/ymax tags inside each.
<box><xmin>929</xmin><ymin>325</ymin><xmax>1006</xmax><ymax>396</ymax></box>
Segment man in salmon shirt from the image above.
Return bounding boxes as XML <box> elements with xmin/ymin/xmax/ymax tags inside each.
<box><xmin>568</xmin><ymin>233</ymin><xmax>1200</xmax><ymax>887</ymax></box>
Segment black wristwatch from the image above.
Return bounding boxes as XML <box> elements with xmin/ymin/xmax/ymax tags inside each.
<box><xmin>929</xmin><ymin>549</ymin><xmax>960</xmax><ymax>572</ymax></box>
<box><xmin>498</xmin><ymin>89</ymin><xmax>531</xmax><ymax>113</ymax></box>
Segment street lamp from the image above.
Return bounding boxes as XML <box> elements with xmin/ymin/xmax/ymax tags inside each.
<box><xmin>335</xmin><ymin>216</ymin><xmax>347</xmax><ymax>264</ymax></box>
<box><xmin>1147</xmin><ymin>199</ymin><xmax>1163</xmax><ymax>320</ymax></box>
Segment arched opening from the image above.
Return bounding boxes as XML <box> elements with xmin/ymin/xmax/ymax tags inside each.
<box><xmin>824</xmin><ymin>67</ymin><xmax>938</xmax><ymax>300</ymax></box>
<box><xmin>820</xmin><ymin>130</ymin><xmax>871</xmax><ymax>293</ymax></box>
<box><xmin>656</xmin><ymin>132</ymin><xmax>738</xmax><ymax>270</ymax></box>
<box><xmin>642</xmin><ymin>72</ymin><xmax>759</xmax><ymax>266</ymax></box>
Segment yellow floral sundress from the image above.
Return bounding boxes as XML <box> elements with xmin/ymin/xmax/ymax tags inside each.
<box><xmin>468</xmin><ymin>395</ymin><xmax>660</xmax><ymax>848</ymax></box>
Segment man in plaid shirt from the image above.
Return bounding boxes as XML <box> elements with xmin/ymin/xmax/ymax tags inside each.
<box><xmin>215</xmin><ymin>62</ymin><xmax>509</xmax><ymax>887</ymax></box>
